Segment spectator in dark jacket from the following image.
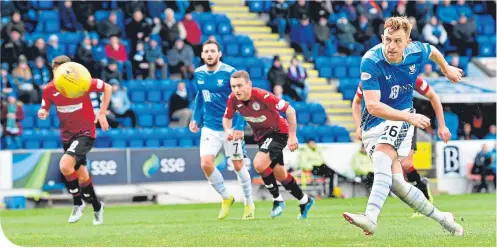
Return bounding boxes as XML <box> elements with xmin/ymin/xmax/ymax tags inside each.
<box><xmin>268</xmin><ymin>56</ymin><xmax>301</xmax><ymax>101</ymax></box>
<box><xmin>59</xmin><ymin>0</ymin><xmax>81</xmax><ymax>32</ymax></box>
<box><xmin>354</xmin><ymin>15</ymin><xmax>375</xmax><ymax>50</ymax></box>
<box><xmin>167</xmin><ymin>39</ymin><xmax>194</xmax><ymax>79</ymax></box>
<box><xmin>131</xmin><ymin>42</ymin><xmax>149</xmax><ymax>79</ymax></box>
<box><xmin>470</xmin><ymin>144</ymin><xmax>494</xmax><ymax>192</ymax></box>
<box><xmin>29</xmin><ymin>38</ymin><xmax>48</xmax><ymax>61</ymax></box>
<box><xmin>102</xmin><ymin>59</ymin><xmax>123</xmax><ymax>83</ymax></box>
<box><xmin>73</xmin><ymin>0</ymin><xmax>96</xmax><ymax>31</ymax></box>
<box><xmin>75</xmin><ymin>37</ymin><xmax>99</xmax><ymax>76</ymax></box>
<box><xmin>146</xmin><ymin>39</ymin><xmax>167</xmax><ymax>79</ymax></box>
<box><xmin>460</xmin><ymin>123</ymin><xmax>478</xmax><ymax>140</ymax></box>
<box><xmin>308</xmin><ymin>0</ymin><xmax>331</xmax><ymax>23</ymax></box>
<box><xmin>1</xmin><ymin>11</ymin><xmax>25</xmax><ymax>38</ymax></box>
<box><xmin>123</xmin><ymin>0</ymin><xmax>147</xmax><ymax>19</ymax></box>
<box><xmin>415</xmin><ymin>0</ymin><xmax>433</xmax><ymax>29</ymax></box>
<box><xmin>290</xmin><ymin>15</ymin><xmax>315</xmax><ymax>61</ymax></box>
<box><xmin>342</xmin><ymin>0</ymin><xmax>358</xmax><ymax>23</ymax></box>
<box><xmin>1</xmin><ymin>29</ymin><xmax>28</xmax><ymax>66</ymax></box>
<box><xmin>1</xmin><ymin>64</ymin><xmax>16</xmax><ymax>99</ymax></box>
<box><xmin>169</xmin><ymin>82</ymin><xmax>192</xmax><ymax>127</ymax></box>
<box><xmin>408</xmin><ymin>17</ymin><xmax>422</xmax><ymax>43</ymax></box>
<box><xmin>290</xmin><ymin>0</ymin><xmax>309</xmax><ymax>20</ymax></box>
<box><xmin>336</xmin><ymin>17</ymin><xmax>364</xmax><ymax>55</ymax></box>
<box><xmin>269</xmin><ymin>0</ymin><xmax>289</xmax><ymax>40</ymax></box>
<box><xmin>313</xmin><ymin>16</ymin><xmax>333</xmax><ymax>57</ymax></box>
<box><xmin>126</xmin><ymin>9</ymin><xmax>152</xmax><ymax>53</ymax></box>
<box><xmin>159</xmin><ymin>8</ymin><xmax>187</xmax><ymax>52</ymax></box>
<box><xmin>287</xmin><ymin>57</ymin><xmax>309</xmax><ymax>101</ymax></box>
<box><xmin>452</xmin><ymin>14</ymin><xmax>478</xmax><ymax>56</ymax></box>
<box><xmin>97</xmin><ymin>11</ymin><xmax>123</xmax><ymax>39</ymax></box>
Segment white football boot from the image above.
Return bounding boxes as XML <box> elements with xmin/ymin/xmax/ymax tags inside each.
<box><xmin>93</xmin><ymin>202</ymin><xmax>105</xmax><ymax>225</ymax></box>
<box><xmin>68</xmin><ymin>201</ymin><xmax>86</xmax><ymax>223</ymax></box>
<box><xmin>343</xmin><ymin>212</ymin><xmax>377</xmax><ymax>236</ymax></box>
<box><xmin>439</xmin><ymin>212</ymin><xmax>464</xmax><ymax>236</ymax></box>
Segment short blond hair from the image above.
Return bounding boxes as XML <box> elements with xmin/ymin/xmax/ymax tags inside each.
<box><xmin>231</xmin><ymin>70</ymin><xmax>251</xmax><ymax>82</ymax></box>
<box><xmin>384</xmin><ymin>16</ymin><xmax>412</xmax><ymax>36</ymax></box>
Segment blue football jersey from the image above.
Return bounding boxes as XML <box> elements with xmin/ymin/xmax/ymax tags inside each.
<box><xmin>360</xmin><ymin>41</ymin><xmax>432</xmax><ymax>131</ymax></box>
<box><xmin>192</xmin><ymin>62</ymin><xmax>245</xmax><ymax>131</ymax></box>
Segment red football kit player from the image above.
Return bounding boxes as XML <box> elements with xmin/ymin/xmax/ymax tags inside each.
<box><xmin>352</xmin><ymin>76</ymin><xmax>450</xmax><ymax>206</ymax></box>
<box><xmin>37</xmin><ymin>56</ymin><xmax>112</xmax><ymax>225</ymax></box>
<box><xmin>223</xmin><ymin>71</ymin><xmax>315</xmax><ymax>219</ymax></box>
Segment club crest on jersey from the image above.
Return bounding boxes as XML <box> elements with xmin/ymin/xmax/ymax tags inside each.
<box><xmin>217</xmin><ymin>79</ymin><xmax>223</xmax><ymax>86</ymax></box>
<box><xmin>198</xmin><ymin>80</ymin><xmax>204</xmax><ymax>84</ymax></box>
<box><xmin>252</xmin><ymin>102</ymin><xmax>260</xmax><ymax>111</ymax></box>
<box><xmin>409</xmin><ymin>64</ymin><xmax>416</xmax><ymax>74</ymax></box>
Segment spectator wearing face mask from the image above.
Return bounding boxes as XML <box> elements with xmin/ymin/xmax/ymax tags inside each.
<box><xmin>169</xmin><ymin>82</ymin><xmax>192</xmax><ymax>127</ymax></box>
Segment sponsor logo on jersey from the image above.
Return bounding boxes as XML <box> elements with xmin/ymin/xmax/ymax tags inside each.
<box><xmin>56</xmin><ymin>103</ymin><xmax>83</xmax><ymax>113</ymax></box>
<box><xmin>243</xmin><ymin>115</ymin><xmax>267</xmax><ymax>123</ymax></box>
<box><xmin>361</xmin><ymin>72</ymin><xmax>371</xmax><ymax>80</ymax></box>
<box><xmin>409</xmin><ymin>64</ymin><xmax>416</xmax><ymax>74</ymax></box>
<box><xmin>276</xmin><ymin>100</ymin><xmax>285</xmax><ymax>110</ymax></box>
<box><xmin>96</xmin><ymin>79</ymin><xmax>103</xmax><ymax>89</ymax></box>
<box><xmin>252</xmin><ymin>102</ymin><xmax>260</xmax><ymax>111</ymax></box>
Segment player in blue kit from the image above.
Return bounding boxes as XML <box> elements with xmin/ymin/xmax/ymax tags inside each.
<box><xmin>342</xmin><ymin>17</ymin><xmax>464</xmax><ymax>236</ymax></box>
<box><xmin>189</xmin><ymin>40</ymin><xmax>255</xmax><ymax>220</ymax></box>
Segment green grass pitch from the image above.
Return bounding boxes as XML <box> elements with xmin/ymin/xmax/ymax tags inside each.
<box><xmin>1</xmin><ymin>194</ymin><xmax>495</xmax><ymax>247</ymax></box>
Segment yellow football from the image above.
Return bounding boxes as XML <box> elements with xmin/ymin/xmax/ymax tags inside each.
<box><xmin>53</xmin><ymin>62</ymin><xmax>92</xmax><ymax>98</ymax></box>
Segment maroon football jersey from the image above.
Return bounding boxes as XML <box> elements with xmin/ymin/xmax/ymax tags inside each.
<box><xmin>225</xmin><ymin>87</ymin><xmax>289</xmax><ymax>142</ymax></box>
<box><xmin>42</xmin><ymin>78</ymin><xmax>105</xmax><ymax>142</ymax></box>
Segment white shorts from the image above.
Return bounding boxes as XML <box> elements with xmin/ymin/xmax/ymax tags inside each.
<box><xmin>199</xmin><ymin>127</ymin><xmax>245</xmax><ymax>160</ymax></box>
<box><xmin>362</xmin><ymin>119</ymin><xmax>414</xmax><ymax>160</ymax></box>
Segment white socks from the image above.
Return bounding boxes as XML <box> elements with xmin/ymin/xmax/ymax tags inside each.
<box><xmin>235</xmin><ymin>166</ymin><xmax>254</xmax><ymax>206</ymax></box>
<box><xmin>365</xmin><ymin>151</ymin><xmax>393</xmax><ymax>224</ymax></box>
<box><xmin>299</xmin><ymin>194</ymin><xmax>309</xmax><ymax>205</ymax></box>
<box><xmin>208</xmin><ymin>168</ymin><xmax>231</xmax><ymax>200</ymax></box>
<box><xmin>391</xmin><ymin>173</ymin><xmax>445</xmax><ymax>222</ymax></box>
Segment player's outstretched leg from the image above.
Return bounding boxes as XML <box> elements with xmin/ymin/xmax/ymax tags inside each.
<box><xmin>402</xmin><ymin>150</ymin><xmax>433</xmax><ymax>203</ymax></box>
<box><xmin>60</xmin><ymin>155</ymin><xmax>85</xmax><ymax>223</ymax></box>
<box><xmin>78</xmin><ymin>167</ymin><xmax>104</xmax><ymax>225</ymax></box>
<box><xmin>274</xmin><ymin>165</ymin><xmax>314</xmax><ymax>219</ymax></box>
<box><xmin>201</xmin><ymin>156</ymin><xmax>234</xmax><ymax>220</ymax></box>
<box><xmin>253</xmin><ymin>153</ymin><xmax>285</xmax><ymax>218</ymax></box>
<box><xmin>233</xmin><ymin>160</ymin><xmax>255</xmax><ymax>220</ymax></box>
<box><xmin>343</xmin><ymin>147</ymin><xmax>393</xmax><ymax>235</ymax></box>
<box><xmin>391</xmin><ymin>161</ymin><xmax>463</xmax><ymax>236</ymax></box>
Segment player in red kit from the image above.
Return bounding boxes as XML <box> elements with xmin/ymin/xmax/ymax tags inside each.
<box><xmin>37</xmin><ymin>56</ymin><xmax>112</xmax><ymax>225</ymax></box>
<box><xmin>223</xmin><ymin>71</ymin><xmax>315</xmax><ymax>219</ymax></box>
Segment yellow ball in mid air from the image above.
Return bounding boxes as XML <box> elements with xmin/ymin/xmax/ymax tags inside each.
<box><xmin>53</xmin><ymin>62</ymin><xmax>92</xmax><ymax>98</ymax></box>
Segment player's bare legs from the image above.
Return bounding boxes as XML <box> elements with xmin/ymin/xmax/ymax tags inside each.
<box><xmin>232</xmin><ymin>159</ymin><xmax>255</xmax><ymax>220</ymax></box>
<box><xmin>200</xmin><ymin>155</ymin><xmax>234</xmax><ymax>220</ymax></box>
<box><xmin>60</xmin><ymin>154</ymin><xmax>86</xmax><ymax>223</ymax></box>
<box><xmin>77</xmin><ymin>166</ymin><xmax>104</xmax><ymax>225</ymax></box>
<box><xmin>344</xmin><ymin>144</ymin><xmax>463</xmax><ymax>236</ymax></box>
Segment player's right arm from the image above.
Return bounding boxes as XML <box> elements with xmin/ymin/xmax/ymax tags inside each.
<box><xmin>38</xmin><ymin>85</ymin><xmax>53</xmax><ymax>120</ymax></box>
<box><xmin>190</xmin><ymin>75</ymin><xmax>204</xmax><ymax>133</ymax></box>
<box><xmin>361</xmin><ymin>59</ymin><xmax>430</xmax><ymax>129</ymax></box>
<box><xmin>352</xmin><ymin>83</ymin><xmax>363</xmax><ymax>140</ymax></box>
<box><xmin>222</xmin><ymin>94</ymin><xmax>236</xmax><ymax>141</ymax></box>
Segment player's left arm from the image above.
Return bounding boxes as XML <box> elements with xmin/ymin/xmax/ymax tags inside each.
<box><xmin>89</xmin><ymin>79</ymin><xmax>112</xmax><ymax>131</ymax></box>
<box><xmin>425</xmin><ymin>43</ymin><xmax>463</xmax><ymax>83</ymax></box>
<box><xmin>418</xmin><ymin>79</ymin><xmax>451</xmax><ymax>142</ymax></box>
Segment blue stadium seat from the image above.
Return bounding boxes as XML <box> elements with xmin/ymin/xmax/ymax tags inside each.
<box><xmin>147</xmin><ymin>91</ymin><xmax>162</xmax><ymax>102</ymax></box>
<box><xmin>155</xmin><ymin>115</ymin><xmax>169</xmax><ymax>127</ymax></box>
<box><xmin>138</xmin><ymin>114</ymin><xmax>154</xmax><ymax>127</ymax></box>
<box><xmin>36</xmin><ymin>117</ymin><xmax>51</xmax><ymax>129</ymax></box>
<box><xmin>145</xmin><ymin>139</ymin><xmax>161</xmax><ymax>148</ymax></box>
<box><xmin>39</xmin><ymin>10</ymin><xmax>58</xmax><ymax>21</ymax></box>
<box><xmin>111</xmin><ymin>140</ymin><xmax>127</xmax><ymax>148</ymax></box>
<box><xmin>21</xmin><ymin>116</ymin><xmax>35</xmax><ymax>129</ymax></box>
<box><xmin>334</xmin><ymin>66</ymin><xmax>347</xmax><ymax>78</ymax></box>
<box><xmin>44</xmin><ymin>21</ymin><xmax>60</xmax><ymax>34</ymax></box>
<box><xmin>42</xmin><ymin>140</ymin><xmax>58</xmax><ymax>149</ymax></box>
<box><xmin>336</xmin><ymin>135</ymin><xmax>351</xmax><ymax>142</ymax></box>
<box><xmin>38</xmin><ymin>0</ymin><xmax>53</xmax><ymax>9</ymax></box>
<box><xmin>217</xmin><ymin>21</ymin><xmax>232</xmax><ymax>35</ymax></box>
<box><xmin>297</xmin><ymin>112</ymin><xmax>311</xmax><ymax>125</ymax></box>
<box><xmin>129</xmin><ymin>139</ymin><xmax>144</xmax><ymax>148</ymax></box>
<box><xmin>202</xmin><ymin>21</ymin><xmax>216</xmax><ymax>36</ymax></box>
<box><xmin>248</xmin><ymin>66</ymin><xmax>264</xmax><ymax>79</ymax></box>
<box><xmin>249</xmin><ymin>1</ymin><xmax>264</xmax><ymax>12</ymax></box>
<box><xmin>178</xmin><ymin>139</ymin><xmax>194</xmax><ymax>147</ymax></box>
<box><xmin>95</xmin><ymin>136</ymin><xmax>112</xmax><ymax>148</ymax></box>
<box><xmin>240</xmin><ymin>44</ymin><xmax>255</xmax><ymax>57</ymax></box>
<box><xmin>131</xmin><ymin>91</ymin><xmax>146</xmax><ymax>103</ymax></box>
<box><xmin>225</xmin><ymin>43</ymin><xmax>240</xmax><ymax>57</ymax></box>
<box><xmin>319</xmin><ymin>67</ymin><xmax>332</xmax><ymax>78</ymax></box>
<box><xmin>24</xmin><ymin>140</ymin><xmax>41</xmax><ymax>149</ymax></box>
<box><xmin>348</xmin><ymin>66</ymin><xmax>360</xmax><ymax>78</ymax></box>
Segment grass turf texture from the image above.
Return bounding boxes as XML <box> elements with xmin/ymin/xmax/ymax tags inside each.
<box><xmin>1</xmin><ymin>194</ymin><xmax>495</xmax><ymax>247</ymax></box>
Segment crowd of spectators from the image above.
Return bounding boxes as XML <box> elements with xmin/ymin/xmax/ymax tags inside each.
<box><xmin>267</xmin><ymin>0</ymin><xmax>487</xmax><ymax>59</ymax></box>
